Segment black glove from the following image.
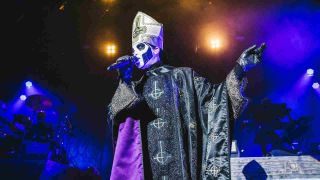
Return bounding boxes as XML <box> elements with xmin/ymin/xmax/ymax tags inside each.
<box><xmin>115</xmin><ymin>55</ymin><xmax>134</xmax><ymax>84</ymax></box>
<box><xmin>237</xmin><ymin>43</ymin><xmax>266</xmax><ymax>72</ymax></box>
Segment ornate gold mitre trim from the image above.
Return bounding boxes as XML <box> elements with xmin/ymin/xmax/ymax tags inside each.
<box><xmin>132</xmin><ymin>11</ymin><xmax>163</xmax><ymax>49</ymax></box>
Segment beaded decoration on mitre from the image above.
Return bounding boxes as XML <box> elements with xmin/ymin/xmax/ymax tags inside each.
<box><xmin>132</xmin><ymin>11</ymin><xmax>163</xmax><ymax>50</ymax></box>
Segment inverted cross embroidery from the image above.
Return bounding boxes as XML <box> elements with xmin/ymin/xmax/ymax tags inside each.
<box><xmin>206</xmin><ymin>165</ymin><xmax>220</xmax><ymax>177</ymax></box>
<box><xmin>209</xmin><ymin>132</ymin><xmax>220</xmax><ymax>142</ymax></box>
<box><xmin>153</xmin><ymin>141</ymin><xmax>172</xmax><ymax>165</ymax></box>
<box><xmin>150</xmin><ymin>81</ymin><xmax>163</xmax><ymax>100</ymax></box>
<box><xmin>189</xmin><ymin>122</ymin><xmax>196</xmax><ymax>129</ymax></box>
<box><xmin>152</xmin><ymin>118</ymin><xmax>166</xmax><ymax>129</ymax></box>
<box><xmin>152</xmin><ymin>108</ymin><xmax>166</xmax><ymax>129</ymax></box>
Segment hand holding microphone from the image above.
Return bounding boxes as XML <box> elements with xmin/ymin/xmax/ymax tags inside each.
<box><xmin>107</xmin><ymin>55</ymin><xmax>137</xmax><ymax>71</ymax></box>
<box><xmin>107</xmin><ymin>55</ymin><xmax>137</xmax><ymax>84</ymax></box>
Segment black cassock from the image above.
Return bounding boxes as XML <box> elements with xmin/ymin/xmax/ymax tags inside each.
<box><xmin>105</xmin><ymin>62</ymin><xmax>248</xmax><ymax>180</ymax></box>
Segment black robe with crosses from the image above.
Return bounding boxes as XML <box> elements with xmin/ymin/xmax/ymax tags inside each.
<box><xmin>106</xmin><ymin>62</ymin><xmax>248</xmax><ymax>180</ymax></box>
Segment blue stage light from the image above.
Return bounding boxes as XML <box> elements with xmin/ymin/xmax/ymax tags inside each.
<box><xmin>307</xmin><ymin>69</ymin><xmax>314</xmax><ymax>76</ymax></box>
<box><xmin>25</xmin><ymin>81</ymin><xmax>33</xmax><ymax>88</ymax></box>
<box><xmin>20</xmin><ymin>95</ymin><xmax>27</xmax><ymax>101</ymax></box>
<box><xmin>312</xmin><ymin>82</ymin><xmax>319</xmax><ymax>89</ymax></box>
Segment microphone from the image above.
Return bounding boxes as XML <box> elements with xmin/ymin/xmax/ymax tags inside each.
<box><xmin>107</xmin><ymin>56</ymin><xmax>137</xmax><ymax>71</ymax></box>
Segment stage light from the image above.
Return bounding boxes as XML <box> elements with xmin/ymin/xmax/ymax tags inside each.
<box><xmin>312</xmin><ymin>82</ymin><xmax>319</xmax><ymax>89</ymax></box>
<box><xmin>102</xmin><ymin>0</ymin><xmax>115</xmax><ymax>4</ymax></box>
<box><xmin>307</xmin><ymin>69</ymin><xmax>314</xmax><ymax>76</ymax></box>
<box><xmin>210</xmin><ymin>39</ymin><xmax>221</xmax><ymax>49</ymax></box>
<box><xmin>105</xmin><ymin>44</ymin><xmax>117</xmax><ymax>56</ymax></box>
<box><xmin>199</xmin><ymin>23</ymin><xmax>229</xmax><ymax>54</ymax></box>
<box><xmin>59</xmin><ymin>4</ymin><xmax>65</xmax><ymax>11</ymax></box>
<box><xmin>20</xmin><ymin>95</ymin><xmax>27</xmax><ymax>101</ymax></box>
<box><xmin>25</xmin><ymin>81</ymin><xmax>33</xmax><ymax>88</ymax></box>
<box><xmin>58</xmin><ymin>1</ymin><xmax>67</xmax><ymax>11</ymax></box>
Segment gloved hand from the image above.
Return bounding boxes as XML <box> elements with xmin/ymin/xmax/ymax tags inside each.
<box><xmin>237</xmin><ymin>43</ymin><xmax>266</xmax><ymax>72</ymax></box>
<box><xmin>115</xmin><ymin>55</ymin><xmax>134</xmax><ymax>84</ymax></box>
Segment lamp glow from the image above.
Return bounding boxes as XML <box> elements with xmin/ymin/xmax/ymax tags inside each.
<box><xmin>210</xmin><ymin>39</ymin><xmax>221</xmax><ymax>49</ymax></box>
<box><xmin>20</xmin><ymin>95</ymin><xmax>27</xmax><ymax>101</ymax></box>
<box><xmin>307</xmin><ymin>69</ymin><xmax>314</xmax><ymax>76</ymax></box>
<box><xmin>105</xmin><ymin>44</ymin><xmax>117</xmax><ymax>56</ymax></box>
<box><xmin>25</xmin><ymin>81</ymin><xmax>32</xmax><ymax>88</ymax></box>
<box><xmin>312</xmin><ymin>82</ymin><xmax>319</xmax><ymax>89</ymax></box>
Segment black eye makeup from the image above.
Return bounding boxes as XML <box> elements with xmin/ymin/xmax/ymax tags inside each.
<box><xmin>136</xmin><ymin>43</ymin><xmax>146</xmax><ymax>50</ymax></box>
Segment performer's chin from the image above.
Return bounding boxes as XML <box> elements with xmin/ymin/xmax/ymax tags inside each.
<box><xmin>135</xmin><ymin>59</ymin><xmax>144</xmax><ymax>68</ymax></box>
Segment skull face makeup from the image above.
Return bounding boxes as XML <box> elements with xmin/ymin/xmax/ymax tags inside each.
<box><xmin>131</xmin><ymin>12</ymin><xmax>163</xmax><ymax>69</ymax></box>
<box><xmin>132</xmin><ymin>42</ymin><xmax>154</xmax><ymax>69</ymax></box>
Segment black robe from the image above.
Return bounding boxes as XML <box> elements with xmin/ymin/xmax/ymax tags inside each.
<box><xmin>106</xmin><ymin>63</ymin><xmax>248</xmax><ymax>179</ymax></box>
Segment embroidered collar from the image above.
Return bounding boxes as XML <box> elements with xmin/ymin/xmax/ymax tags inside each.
<box><xmin>145</xmin><ymin>62</ymin><xmax>171</xmax><ymax>76</ymax></box>
<box><xmin>131</xmin><ymin>62</ymin><xmax>173</xmax><ymax>94</ymax></box>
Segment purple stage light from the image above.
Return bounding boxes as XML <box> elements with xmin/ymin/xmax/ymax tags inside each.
<box><xmin>25</xmin><ymin>81</ymin><xmax>33</xmax><ymax>88</ymax></box>
<box><xmin>312</xmin><ymin>82</ymin><xmax>319</xmax><ymax>89</ymax></box>
<box><xmin>307</xmin><ymin>69</ymin><xmax>314</xmax><ymax>76</ymax></box>
<box><xmin>20</xmin><ymin>95</ymin><xmax>27</xmax><ymax>101</ymax></box>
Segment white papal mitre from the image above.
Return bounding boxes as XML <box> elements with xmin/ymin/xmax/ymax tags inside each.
<box><xmin>132</xmin><ymin>11</ymin><xmax>163</xmax><ymax>50</ymax></box>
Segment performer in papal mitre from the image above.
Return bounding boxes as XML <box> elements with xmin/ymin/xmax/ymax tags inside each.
<box><xmin>105</xmin><ymin>11</ymin><xmax>265</xmax><ymax>180</ymax></box>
